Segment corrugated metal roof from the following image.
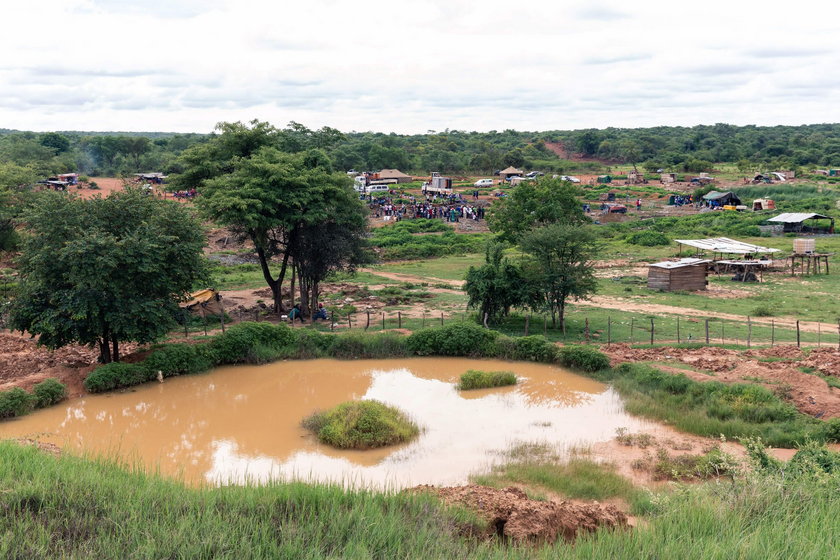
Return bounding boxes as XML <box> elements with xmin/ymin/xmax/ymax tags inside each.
<box><xmin>649</xmin><ymin>258</ymin><xmax>711</xmax><ymax>270</ymax></box>
<box><xmin>767</xmin><ymin>213</ymin><xmax>832</xmax><ymax>223</ymax></box>
<box><xmin>674</xmin><ymin>237</ymin><xmax>780</xmax><ymax>254</ymax></box>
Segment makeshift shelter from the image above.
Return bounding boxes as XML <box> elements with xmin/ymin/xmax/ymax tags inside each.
<box><xmin>377</xmin><ymin>169</ymin><xmax>412</xmax><ymax>184</ymax></box>
<box><xmin>767</xmin><ymin>213</ymin><xmax>835</xmax><ymax>234</ymax></box>
<box><xmin>134</xmin><ymin>172</ymin><xmax>167</xmax><ymax>184</ymax></box>
<box><xmin>660</xmin><ymin>173</ymin><xmax>676</xmax><ymax>184</ymax></box>
<box><xmin>647</xmin><ymin>258</ymin><xmax>711</xmax><ymax>291</ymax></box>
<box><xmin>57</xmin><ymin>173</ymin><xmax>78</xmax><ymax>185</ymax></box>
<box><xmin>702</xmin><ymin>191</ymin><xmax>741</xmax><ymax>207</ymax></box>
<box><xmin>597</xmin><ymin>175</ymin><xmax>612</xmax><ymax>183</ymax></box>
<box><xmin>752</xmin><ymin>198</ymin><xmax>776</xmax><ymax>211</ymax></box>
<box><xmin>627</xmin><ymin>171</ymin><xmax>644</xmax><ymax>184</ymax></box>
<box><xmin>499</xmin><ymin>166</ymin><xmax>523</xmax><ymax>181</ymax></box>
<box><xmin>674</xmin><ymin>237</ymin><xmax>780</xmax><ymax>257</ymax></box>
<box><xmin>181</xmin><ymin>289</ymin><xmax>223</xmax><ymax>315</ymax></box>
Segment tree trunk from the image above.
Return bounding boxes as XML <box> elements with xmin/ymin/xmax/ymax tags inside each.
<box><xmin>290</xmin><ymin>265</ymin><xmax>296</xmax><ymax>311</ymax></box>
<box><xmin>298</xmin><ymin>272</ymin><xmax>311</xmax><ymax>317</ymax></box>
<box><xmin>559</xmin><ymin>302</ymin><xmax>566</xmax><ymax>334</ymax></box>
<box><xmin>254</xmin><ymin>240</ymin><xmax>293</xmax><ymax>314</ymax></box>
<box><xmin>111</xmin><ymin>336</ymin><xmax>120</xmax><ymax>363</ymax></box>
<box><xmin>98</xmin><ymin>323</ymin><xmax>112</xmax><ymax>364</ymax></box>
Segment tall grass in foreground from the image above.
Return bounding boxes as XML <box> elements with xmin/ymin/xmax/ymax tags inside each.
<box><xmin>2</xmin><ymin>442</ymin><xmax>839</xmax><ymax>558</ymax></box>
<box><xmin>457</xmin><ymin>370</ymin><xmax>517</xmax><ymax>390</ymax></box>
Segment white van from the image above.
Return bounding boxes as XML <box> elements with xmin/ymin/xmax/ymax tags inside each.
<box><xmin>474</xmin><ymin>178</ymin><xmax>493</xmax><ymax>187</ymax></box>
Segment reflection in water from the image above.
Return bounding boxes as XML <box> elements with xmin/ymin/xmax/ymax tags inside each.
<box><xmin>0</xmin><ymin>358</ymin><xmax>649</xmax><ymax>488</ymax></box>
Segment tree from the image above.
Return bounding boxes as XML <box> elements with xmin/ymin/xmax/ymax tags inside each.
<box><xmin>464</xmin><ymin>242</ymin><xmax>528</xmax><ymax>325</ymax></box>
<box><xmin>197</xmin><ymin>146</ymin><xmax>366</xmax><ymax>313</ymax></box>
<box><xmin>10</xmin><ymin>189</ymin><xmax>207</xmax><ymax>363</ymax></box>
<box><xmin>0</xmin><ymin>163</ymin><xmax>37</xmax><ymax>250</ymax></box>
<box><xmin>519</xmin><ymin>224</ymin><xmax>600</xmax><ymax>330</ymax></box>
<box><xmin>39</xmin><ymin>132</ymin><xmax>70</xmax><ymax>154</ymax></box>
<box><xmin>487</xmin><ymin>177</ymin><xmax>588</xmax><ymax>243</ymax></box>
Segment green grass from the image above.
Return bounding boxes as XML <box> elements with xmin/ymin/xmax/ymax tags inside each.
<box><xmin>373</xmin><ymin>253</ymin><xmax>485</xmax><ymax>280</ymax></box>
<box><xmin>301</xmin><ymin>400</ymin><xmax>420</xmax><ymax>449</ymax></box>
<box><xmin>457</xmin><ymin>370</ymin><xmax>517</xmax><ymax>390</ymax></box>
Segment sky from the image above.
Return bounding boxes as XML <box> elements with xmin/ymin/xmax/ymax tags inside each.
<box><xmin>1</xmin><ymin>0</ymin><xmax>839</xmax><ymax>134</ymax></box>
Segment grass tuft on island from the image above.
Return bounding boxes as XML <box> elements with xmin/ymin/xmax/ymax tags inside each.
<box><xmin>302</xmin><ymin>400</ymin><xmax>420</xmax><ymax>449</ymax></box>
<box><xmin>458</xmin><ymin>370</ymin><xmax>517</xmax><ymax>390</ymax></box>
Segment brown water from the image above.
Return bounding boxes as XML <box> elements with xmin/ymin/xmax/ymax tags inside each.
<box><xmin>0</xmin><ymin>358</ymin><xmax>649</xmax><ymax>488</ymax></box>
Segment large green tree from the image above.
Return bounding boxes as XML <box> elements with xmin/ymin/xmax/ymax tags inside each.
<box><xmin>464</xmin><ymin>242</ymin><xmax>528</xmax><ymax>326</ymax></box>
<box><xmin>519</xmin><ymin>224</ymin><xmax>599</xmax><ymax>330</ymax></box>
<box><xmin>487</xmin><ymin>177</ymin><xmax>587</xmax><ymax>243</ymax></box>
<box><xmin>196</xmin><ymin>146</ymin><xmax>367</xmax><ymax>313</ymax></box>
<box><xmin>10</xmin><ymin>189</ymin><xmax>207</xmax><ymax>363</ymax></box>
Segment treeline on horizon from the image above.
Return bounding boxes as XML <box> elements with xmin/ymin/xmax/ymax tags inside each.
<box><xmin>2</xmin><ymin>122</ymin><xmax>840</xmax><ymax>181</ymax></box>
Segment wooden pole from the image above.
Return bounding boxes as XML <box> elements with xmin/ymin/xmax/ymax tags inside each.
<box><xmin>607</xmin><ymin>316</ymin><xmax>611</xmax><ymax>346</ymax></box>
<box><xmin>366</xmin><ymin>310</ymin><xmax>370</xmax><ymax>330</ymax></box>
<box><xmin>585</xmin><ymin>317</ymin><xmax>590</xmax><ymax>343</ymax></box>
<box><xmin>796</xmin><ymin>320</ymin><xmax>801</xmax><ymax>348</ymax></box>
<box><xmin>649</xmin><ymin>317</ymin><xmax>654</xmax><ymax>345</ymax></box>
<box><xmin>771</xmin><ymin>320</ymin><xmax>775</xmax><ymax>347</ymax></box>
<box><xmin>525</xmin><ymin>314</ymin><xmax>530</xmax><ymax>336</ymax></box>
<box><xmin>705</xmin><ymin>319</ymin><xmax>710</xmax><ymax>344</ymax></box>
<box><xmin>382</xmin><ymin>312</ymin><xmax>385</xmax><ymax>330</ymax></box>
<box><xmin>201</xmin><ymin>306</ymin><xmax>208</xmax><ymax>336</ymax></box>
<box><xmin>184</xmin><ymin>319</ymin><xmax>189</xmax><ymax>338</ymax></box>
<box><xmin>630</xmin><ymin>318</ymin><xmax>635</xmax><ymax>344</ymax></box>
<box><xmin>440</xmin><ymin>312</ymin><xmax>444</xmax><ymax>326</ymax></box>
<box><xmin>422</xmin><ymin>311</ymin><xmax>426</xmax><ymax>328</ymax></box>
<box><xmin>398</xmin><ymin>311</ymin><xmax>402</xmax><ymax>329</ymax></box>
<box><xmin>543</xmin><ymin>316</ymin><xmax>547</xmax><ymax>336</ymax></box>
<box><xmin>677</xmin><ymin>317</ymin><xmax>681</xmax><ymax>344</ymax></box>
<box><xmin>331</xmin><ymin>312</ymin><xmax>335</xmax><ymax>331</ymax></box>
<box><xmin>218</xmin><ymin>298</ymin><xmax>226</xmax><ymax>333</ymax></box>
<box><xmin>348</xmin><ymin>315</ymin><xmax>352</xmax><ymax>329</ymax></box>
<box><xmin>747</xmin><ymin>316</ymin><xmax>751</xmax><ymax>348</ymax></box>
<box><xmin>818</xmin><ymin>322</ymin><xmax>821</xmax><ymax>347</ymax></box>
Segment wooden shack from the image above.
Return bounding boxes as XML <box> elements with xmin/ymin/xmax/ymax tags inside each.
<box><xmin>647</xmin><ymin>258</ymin><xmax>710</xmax><ymax>291</ymax></box>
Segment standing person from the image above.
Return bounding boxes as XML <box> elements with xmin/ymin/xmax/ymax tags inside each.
<box><xmin>636</xmin><ymin>198</ymin><xmax>642</xmax><ymax>211</ymax></box>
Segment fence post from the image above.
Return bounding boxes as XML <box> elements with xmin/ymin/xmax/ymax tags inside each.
<box><xmin>382</xmin><ymin>312</ymin><xmax>385</xmax><ymax>330</ymax></box>
<box><xmin>818</xmin><ymin>322</ymin><xmax>821</xmax><ymax>347</ymax></box>
<box><xmin>330</xmin><ymin>312</ymin><xmax>336</xmax><ymax>331</ymax></box>
<box><xmin>771</xmin><ymin>320</ymin><xmax>775</xmax><ymax>347</ymax></box>
<box><xmin>630</xmin><ymin>318</ymin><xmax>635</xmax><ymax>344</ymax></box>
<box><xmin>422</xmin><ymin>311</ymin><xmax>426</xmax><ymax>328</ymax></box>
<box><xmin>796</xmin><ymin>320</ymin><xmax>801</xmax><ymax>348</ymax></box>
<box><xmin>705</xmin><ymin>319</ymin><xmax>710</xmax><ymax>345</ymax></box>
<box><xmin>649</xmin><ymin>317</ymin><xmax>654</xmax><ymax>345</ymax></box>
<box><xmin>543</xmin><ymin>316</ymin><xmax>547</xmax><ymax>336</ymax></box>
<box><xmin>585</xmin><ymin>317</ymin><xmax>590</xmax><ymax>343</ymax></box>
<box><xmin>184</xmin><ymin>320</ymin><xmax>189</xmax><ymax>338</ymax></box>
<box><xmin>201</xmin><ymin>307</ymin><xmax>208</xmax><ymax>336</ymax></box>
<box><xmin>677</xmin><ymin>317</ymin><xmax>680</xmax><ymax>344</ymax></box>
<box><xmin>440</xmin><ymin>312</ymin><xmax>444</xmax><ymax>326</ymax></box>
<box><xmin>255</xmin><ymin>310</ymin><xmax>259</xmax><ymax>323</ymax></box>
<box><xmin>366</xmin><ymin>310</ymin><xmax>370</xmax><ymax>330</ymax></box>
<box><xmin>747</xmin><ymin>316</ymin><xmax>751</xmax><ymax>348</ymax></box>
<box><xmin>398</xmin><ymin>311</ymin><xmax>402</xmax><ymax>329</ymax></box>
<box><xmin>525</xmin><ymin>314</ymin><xmax>530</xmax><ymax>336</ymax></box>
<box><xmin>607</xmin><ymin>316</ymin><xmax>611</xmax><ymax>346</ymax></box>
<box><xmin>348</xmin><ymin>315</ymin><xmax>352</xmax><ymax>329</ymax></box>
<box><xmin>721</xmin><ymin>322</ymin><xmax>724</xmax><ymax>345</ymax></box>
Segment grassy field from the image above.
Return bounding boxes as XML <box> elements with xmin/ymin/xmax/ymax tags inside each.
<box><xmin>3</xmin><ymin>440</ymin><xmax>839</xmax><ymax>558</ymax></box>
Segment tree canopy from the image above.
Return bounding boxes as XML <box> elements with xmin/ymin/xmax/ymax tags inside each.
<box><xmin>464</xmin><ymin>242</ymin><xmax>529</xmax><ymax>325</ymax></box>
<box><xmin>487</xmin><ymin>177</ymin><xmax>588</xmax><ymax>243</ymax></box>
<box><xmin>10</xmin><ymin>189</ymin><xmax>207</xmax><ymax>363</ymax></box>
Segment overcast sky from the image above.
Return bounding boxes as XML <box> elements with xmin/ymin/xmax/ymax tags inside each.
<box><xmin>2</xmin><ymin>0</ymin><xmax>838</xmax><ymax>134</ymax></box>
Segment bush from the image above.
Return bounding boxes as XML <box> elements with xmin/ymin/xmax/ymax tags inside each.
<box><xmin>32</xmin><ymin>378</ymin><xmax>67</xmax><ymax>408</ymax></box>
<box><xmin>511</xmin><ymin>335</ymin><xmax>558</xmax><ymax>363</ymax></box>
<box><xmin>208</xmin><ymin>322</ymin><xmax>295</xmax><ymax>364</ymax></box>
<box><xmin>0</xmin><ymin>387</ymin><xmax>38</xmax><ymax>418</ymax></box>
<box><xmin>302</xmin><ymin>400</ymin><xmax>420</xmax><ymax>449</ymax></box>
<box><xmin>84</xmin><ymin>363</ymin><xmax>153</xmax><ymax>393</ymax></box>
<box><xmin>144</xmin><ymin>344</ymin><xmax>216</xmax><ymax>377</ymax></box>
<box><xmin>458</xmin><ymin>370</ymin><xmax>517</xmax><ymax>390</ymax></box>
<box><xmin>821</xmin><ymin>417</ymin><xmax>840</xmax><ymax>443</ymax></box>
<box><xmin>281</xmin><ymin>329</ymin><xmax>334</xmax><ymax>359</ymax></box>
<box><xmin>626</xmin><ymin>231</ymin><xmax>670</xmax><ymax>246</ymax></box>
<box><xmin>408</xmin><ymin>322</ymin><xmax>498</xmax><ymax>357</ymax></box>
<box><xmin>751</xmin><ymin>305</ymin><xmax>775</xmax><ymax>317</ymax></box>
<box><xmin>558</xmin><ymin>345</ymin><xmax>611</xmax><ymax>372</ymax></box>
<box><xmin>330</xmin><ymin>332</ymin><xmax>410</xmax><ymax>359</ymax></box>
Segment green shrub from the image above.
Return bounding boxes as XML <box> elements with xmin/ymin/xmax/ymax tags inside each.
<box><xmin>32</xmin><ymin>378</ymin><xmax>67</xmax><ymax>408</ymax></box>
<box><xmin>823</xmin><ymin>417</ymin><xmax>840</xmax><ymax>443</ymax></box>
<box><xmin>331</xmin><ymin>332</ymin><xmax>410</xmax><ymax>359</ymax></box>
<box><xmin>208</xmin><ymin>322</ymin><xmax>295</xmax><ymax>364</ymax></box>
<box><xmin>0</xmin><ymin>387</ymin><xmax>38</xmax><ymax>418</ymax></box>
<box><xmin>751</xmin><ymin>305</ymin><xmax>775</xmax><ymax>317</ymax></box>
<box><xmin>626</xmin><ymin>231</ymin><xmax>670</xmax><ymax>246</ymax></box>
<box><xmin>144</xmin><ymin>344</ymin><xmax>216</xmax><ymax>377</ymax></box>
<box><xmin>558</xmin><ymin>345</ymin><xmax>611</xmax><ymax>372</ymax></box>
<box><xmin>84</xmin><ymin>363</ymin><xmax>152</xmax><ymax>393</ymax></box>
<box><xmin>788</xmin><ymin>441</ymin><xmax>840</xmax><ymax>474</ymax></box>
<box><xmin>281</xmin><ymin>329</ymin><xmax>334</xmax><ymax>359</ymax></box>
<box><xmin>302</xmin><ymin>400</ymin><xmax>420</xmax><ymax>449</ymax></box>
<box><xmin>458</xmin><ymin>370</ymin><xmax>517</xmax><ymax>390</ymax></box>
<box><xmin>408</xmin><ymin>322</ymin><xmax>498</xmax><ymax>357</ymax></box>
<box><xmin>511</xmin><ymin>335</ymin><xmax>557</xmax><ymax>363</ymax></box>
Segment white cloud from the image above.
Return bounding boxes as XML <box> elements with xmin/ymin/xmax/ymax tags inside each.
<box><xmin>0</xmin><ymin>0</ymin><xmax>838</xmax><ymax>133</ymax></box>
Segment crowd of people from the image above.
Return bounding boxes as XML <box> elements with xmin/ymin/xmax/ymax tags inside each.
<box><xmin>368</xmin><ymin>193</ymin><xmax>486</xmax><ymax>223</ymax></box>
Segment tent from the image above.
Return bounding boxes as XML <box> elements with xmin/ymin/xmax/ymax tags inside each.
<box><xmin>181</xmin><ymin>289</ymin><xmax>223</xmax><ymax>315</ymax></box>
<box><xmin>702</xmin><ymin>191</ymin><xmax>741</xmax><ymax>206</ymax></box>
<box><xmin>499</xmin><ymin>166</ymin><xmax>523</xmax><ymax>181</ymax></box>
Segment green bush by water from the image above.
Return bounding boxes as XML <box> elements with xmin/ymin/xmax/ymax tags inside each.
<box><xmin>302</xmin><ymin>400</ymin><xmax>420</xmax><ymax>449</ymax></box>
<box><xmin>408</xmin><ymin>322</ymin><xmax>498</xmax><ymax>357</ymax></box>
<box><xmin>558</xmin><ymin>345</ymin><xmax>612</xmax><ymax>372</ymax></box>
<box><xmin>458</xmin><ymin>370</ymin><xmax>517</xmax><ymax>390</ymax></box>
<box><xmin>0</xmin><ymin>387</ymin><xmax>37</xmax><ymax>418</ymax></box>
<box><xmin>32</xmin><ymin>378</ymin><xmax>67</xmax><ymax>408</ymax></box>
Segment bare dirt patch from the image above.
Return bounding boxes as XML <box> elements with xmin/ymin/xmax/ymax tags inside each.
<box><xmin>601</xmin><ymin>343</ymin><xmax>840</xmax><ymax>418</ymax></box>
<box><xmin>408</xmin><ymin>484</ymin><xmax>627</xmax><ymax>543</ymax></box>
<box><xmin>0</xmin><ymin>330</ymin><xmax>138</xmax><ymax>397</ymax></box>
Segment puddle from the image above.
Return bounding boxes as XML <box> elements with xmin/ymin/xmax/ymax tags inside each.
<box><xmin>0</xmin><ymin>358</ymin><xmax>650</xmax><ymax>488</ymax></box>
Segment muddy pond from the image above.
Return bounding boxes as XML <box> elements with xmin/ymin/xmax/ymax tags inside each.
<box><xmin>0</xmin><ymin>358</ymin><xmax>651</xmax><ymax>488</ymax></box>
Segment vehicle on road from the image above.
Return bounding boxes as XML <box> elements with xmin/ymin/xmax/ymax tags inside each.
<box><xmin>474</xmin><ymin>178</ymin><xmax>493</xmax><ymax>187</ymax></box>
